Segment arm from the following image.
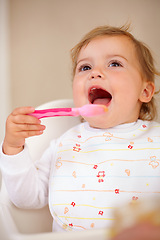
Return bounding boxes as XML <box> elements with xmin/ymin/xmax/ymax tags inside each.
<box><xmin>0</xmin><ymin>106</ymin><xmax>52</xmax><ymax>208</ymax></box>
<box><xmin>0</xmin><ymin>142</ymin><xmax>55</xmax><ymax>209</ymax></box>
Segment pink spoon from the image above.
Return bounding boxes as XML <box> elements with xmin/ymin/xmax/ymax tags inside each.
<box><xmin>29</xmin><ymin>104</ymin><xmax>108</xmax><ymax>119</ymax></box>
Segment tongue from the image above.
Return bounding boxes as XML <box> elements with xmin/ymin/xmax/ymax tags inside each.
<box><xmin>93</xmin><ymin>98</ymin><xmax>111</xmax><ymax>105</ymax></box>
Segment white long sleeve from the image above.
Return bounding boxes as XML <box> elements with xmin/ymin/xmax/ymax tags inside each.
<box><xmin>0</xmin><ymin>140</ymin><xmax>56</xmax><ymax>209</ymax></box>
<box><xmin>1</xmin><ymin>120</ymin><xmax>160</xmax><ymax>232</ymax></box>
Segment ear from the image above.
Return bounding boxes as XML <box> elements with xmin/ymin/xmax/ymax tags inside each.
<box><xmin>139</xmin><ymin>81</ymin><xmax>155</xmax><ymax>103</ymax></box>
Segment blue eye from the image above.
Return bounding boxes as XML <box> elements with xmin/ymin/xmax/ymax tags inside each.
<box><xmin>79</xmin><ymin>65</ymin><xmax>91</xmax><ymax>71</ymax></box>
<box><xmin>109</xmin><ymin>61</ymin><xmax>122</xmax><ymax>67</ymax></box>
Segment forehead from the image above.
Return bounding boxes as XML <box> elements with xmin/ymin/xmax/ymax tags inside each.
<box><xmin>78</xmin><ymin>35</ymin><xmax>137</xmax><ymax>60</ymax></box>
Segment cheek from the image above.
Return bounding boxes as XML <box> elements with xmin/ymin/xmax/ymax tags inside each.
<box><xmin>73</xmin><ymin>78</ymin><xmax>81</xmax><ymax>97</ymax></box>
<box><xmin>72</xmin><ymin>78</ymin><xmax>85</xmax><ymax>106</ymax></box>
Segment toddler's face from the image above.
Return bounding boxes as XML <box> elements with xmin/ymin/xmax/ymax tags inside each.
<box><xmin>73</xmin><ymin>35</ymin><xmax>154</xmax><ymax>128</ymax></box>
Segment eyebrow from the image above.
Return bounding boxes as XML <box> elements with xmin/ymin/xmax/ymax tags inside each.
<box><xmin>107</xmin><ymin>54</ymin><xmax>128</xmax><ymax>62</ymax></box>
<box><xmin>76</xmin><ymin>58</ymin><xmax>91</xmax><ymax>65</ymax></box>
<box><xmin>77</xmin><ymin>54</ymin><xmax>128</xmax><ymax>65</ymax></box>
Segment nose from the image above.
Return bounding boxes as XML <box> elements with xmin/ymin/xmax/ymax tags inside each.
<box><xmin>89</xmin><ymin>67</ymin><xmax>104</xmax><ymax>80</ymax></box>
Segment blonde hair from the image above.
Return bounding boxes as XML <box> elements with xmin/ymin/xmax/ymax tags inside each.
<box><xmin>71</xmin><ymin>25</ymin><xmax>160</xmax><ymax>121</ymax></box>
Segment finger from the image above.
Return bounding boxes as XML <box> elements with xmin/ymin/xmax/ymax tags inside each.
<box><xmin>11</xmin><ymin>113</ymin><xmax>41</xmax><ymax>125</ymax></box>
<box><xmin>10</xmin><ymin>107</ymin><xmax>39</xmax><ymax>124</ymax></box>
<box><xmin>26</xmin><ymin>130</ymin><xmax>45</xmax><ymax>138</ymax></box>
<box><xmin>15</xmin><ymin>129</ymin><xmax>45</xmax><ymax>139</ymax></box>
<box><xmin>16</xmin><ymin>123</ymin><xmax>46</xmax><ymax>132</ymax></box>
<box><xmin>8</xmin><ymin>107</ymin><xmax>41</xmax><ymax>124</ymax></box>
<box><xmin>12</xmin><ymin>106</ymin><xmax>35</xmax><ymax>116</ymax></box>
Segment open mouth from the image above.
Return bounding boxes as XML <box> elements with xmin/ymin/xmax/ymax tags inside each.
<box><xmin>88</xmin><ymin>87</ymin><xmax>112</xmax><ymax>106</ymax></box>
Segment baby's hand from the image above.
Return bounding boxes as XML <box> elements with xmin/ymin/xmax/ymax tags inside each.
<box><xmin>2</xmin><ymin>107</ymin><xmax>46</xmax><ymax>155</ymax></box>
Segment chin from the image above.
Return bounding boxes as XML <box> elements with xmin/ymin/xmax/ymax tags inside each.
<box><xmin>84</xmin><ymin>116</ymin><xmax>110</xmax><ymax>129</ymax></box>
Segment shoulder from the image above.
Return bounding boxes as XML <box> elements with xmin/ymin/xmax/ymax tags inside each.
<box><xmin>143</xmin><ymin>120</ymin><xmax>160</xmax><ymax>128</ymax></box>
<box><xmin>138</xmin><ymin>120</ymin><xmax>160</xmax><ymax>133</ymax></box>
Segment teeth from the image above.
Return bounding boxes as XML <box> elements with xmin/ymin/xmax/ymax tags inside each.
<box><xmin>90</xmin><ymin>87</ymin><xmax>97</xmax><ymax>92</ymax></box>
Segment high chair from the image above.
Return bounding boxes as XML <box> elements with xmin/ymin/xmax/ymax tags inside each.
<box><xmin>0</xmin><ymin>99</ymin><xmax>108</xmax><ymax>240</ymax></box>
